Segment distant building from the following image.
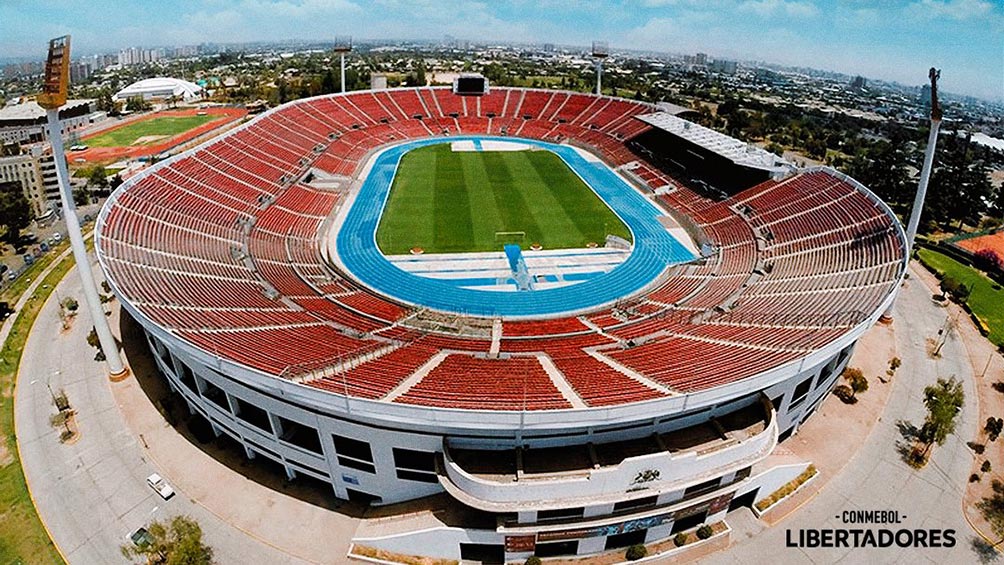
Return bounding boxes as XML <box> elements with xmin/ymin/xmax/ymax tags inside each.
<box><xmin>0</xmin><ymin>145</ymin><xmax>59</xmax><ymax>218</ymax></box>
<box><xmin>920</xmin><ymin>84</ymin><xmax>933</xmax><ymax>107</ymax></box>
<box><xmin>850</xmin><ymin>76</ymin><xmax>867</xmax><ymax>90</ymax></box>
<box><xmin>114</xmin><ymin>77</ymin><xmax>203</xmax><ymax>102</ymax></box>
<box><xmin>70</xmin><ymin>60</ymin><xmax>94</xmax><ymax>84</ymax></box>
<box><xmin>695</xmin><ymin>52</ymin><xmax>708</xmax><ymax>66</ymax></box>
<box><xmin>370</xmin><ymin>74</ymin><xmax>389</xmax><ymax>90</ymax></box>
<box><xmin>709</xmin><ymin>59</ymin><xmax>737</xmax><ymax>74</ymax></box>
<box><xmin>0</xmin><ymin>99</ymin><xmax>96</xmax><ymax>145</ymax></box>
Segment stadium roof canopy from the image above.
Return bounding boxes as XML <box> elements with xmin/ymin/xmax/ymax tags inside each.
<box><xmin>637</xmin><ymin>112</ymin><xmax>795</xmax><ymax>174</ymax></box>
<box><xmin>0</xmin><ymin>99</ymin><xmax>94</xmax><ymax>125</ymax></box>
<box><xmin>113</xmin><ymin>77</ymin><xmax>203</xmax><ymax>102</ymax></box>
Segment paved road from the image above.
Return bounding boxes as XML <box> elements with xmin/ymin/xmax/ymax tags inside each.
<box><xmin>703</xmin><ymin>265</ymin><xmax>983</xmax><ymax>564</ymax></box>
<box><xmin>15</xmin><ymin>256</ymin><xmax>306</xmax><ymax>564</ymax></box>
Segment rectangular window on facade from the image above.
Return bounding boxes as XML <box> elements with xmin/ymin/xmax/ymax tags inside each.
<box><xmin>175</xmin><ymin>359</ymin><xmax>197</xmax><ymax>392</ymax></box>
<box><xmin>277</xmin><ymin>416</ymin><xmax>323</xmax><ymax>454</ymax></box>
<box><xmin>200</xmin><ymin>380</ymin><xmax>230</xmax><ymax>412</ymax></box>
<box><xmin>537</xmin><ymin>506</ymin><xmax>585</xmax><ymax>523</ymax></box>
<box><xmin>392</xmin><ymin>448</ymin><xmax>435</xmax><ymax>472</ymax></box>
<box><xmin>395</xmin><ymin>469</ymin><xmax>438</xmax><ymax>483</ymax></box>
<box><xmin>234</xmin><ymin>398</ymin><xmax>273</xmax><ymax>434</ymax></box>
<box><xmin>684</xmin><ymin>477</ymin><xmax>721</xmax><ymax>498</ymax></box>
<box><xmin>333</xmin><ymin>434</ymin><xmax>375</xmax><ymax>474</ymax></box>
<box><xmin>333</xmin><ymin>435</ymin><xmax>373</xmax><ymax>462</ymax></box>
<box><xmin>790</xmin><ymin>376</ymin><xmax>813</xmax><ymax>408</ymax></box>
<box><xmin>613</xmin><ymin>495</ymin><xmax>658</xmax><ymax>513</ymax></box>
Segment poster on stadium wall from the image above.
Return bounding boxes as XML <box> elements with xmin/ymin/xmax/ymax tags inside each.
<box><xmin>504</xmin><ymin>535</ymin><xmax>535</xmax><ymax>552</ymax></box>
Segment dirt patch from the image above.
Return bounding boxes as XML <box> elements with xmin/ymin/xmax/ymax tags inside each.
<box><xmin>0</xmin><ymin>442</ymin><xmax>14</xmax><ymax>466</ymax></box>
<box><xmin>957</xmin><ymin>232</ymin><xmax>1004</xmax><ymax>258</ymax></box>
<box><xmin>131</xmin><ymin>134</ymin><xmax>168</xmax><ymax>145</ymax></box>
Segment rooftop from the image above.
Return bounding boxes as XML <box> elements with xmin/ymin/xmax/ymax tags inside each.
<box><xmin>637</xmin><ymin>111</ymin><xmax>795</xmax><ymax>174</ymax></box>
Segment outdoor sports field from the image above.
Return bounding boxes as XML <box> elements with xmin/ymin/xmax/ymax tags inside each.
<box><xmin>85</xmin><ymin>114</ymin><xmax>219</xmax><ymax>147</ymax></box>
<box><xmin>376</xmin><ymin>144</ymin><xmax>631</xmax><ymax>254</ymax></box>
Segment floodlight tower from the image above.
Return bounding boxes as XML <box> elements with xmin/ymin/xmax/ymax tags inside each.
<box><xmin>904</xmin><ymin>68</ymin><xmax>943</xmax><ymax>256</ymax></box>
<box><xmin>38</xmin><ymin>36</ymin><xmax>127</xmax><ymax>377</ymax></box>
<box><xmin>592</xmin><ymin>41</ymin><xmax>609</xmax><ymax>96</ymax></box>
<box><xmin>333</xmin><ymin>36</ymin><xmax>352</xmax><ymax>93</ymax></box>
<box><xmin>883</xmin><ymin>68</ymin><xmax>942</xmax><ymax>321</ymax></box>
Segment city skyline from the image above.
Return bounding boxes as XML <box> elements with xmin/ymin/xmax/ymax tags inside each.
<box><xmin>1</xmin><ymin>0</ymin><xmax>1002</xmax><ymax>101</ymax></box>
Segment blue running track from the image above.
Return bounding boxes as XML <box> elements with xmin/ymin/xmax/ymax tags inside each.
<box><xmin>335</xmin><ymin>136</ymin><xmax>696</xmax><ymax>318</ymax></box>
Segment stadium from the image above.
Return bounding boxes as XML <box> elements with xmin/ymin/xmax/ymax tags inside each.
<box><xmin>95</xmin><ymin>84</ymin><xmax>907</xmax><ymax>561</ymax></box>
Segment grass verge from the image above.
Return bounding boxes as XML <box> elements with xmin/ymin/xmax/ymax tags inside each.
<box><xmin>916</xmin><ymin>247</ymin><xmax>1004</xmax><ymax>347</ymax></box>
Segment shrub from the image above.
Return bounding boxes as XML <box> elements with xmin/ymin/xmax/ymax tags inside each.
<box><xmin>62</xmin><ymin>297</ymin><xmax>79</xmax><ymax>312</ymax></box>
<box><xmin>625</xmin><ymin>544</ymin><xmax>647</xmax><ymax>560</ymax></box>
<box><xmin>969</xmin><ymin>441</ymin><xmax>986</xmax><ymax>454</ymax></box>
<box><xmin>987</xmin><ymin>417</ymin><xmax>1004</xmax><ymax>442</ymax></box>
<box><xmin>889</xmin><ymin>357</ymin><xmax>901</xmax><ymax>373</ymax></box>
<box><xmin>984</xmin><ymin>460</ymin><xmax>993</xmax><ymax>473</ymax></box>
<box><xmin>992</xmin><ymin>382</ymin><xmax>1004</xmax><ymax>394</ymax></box>
<box><xmin>972</xmin><ymin>473</ymin><xmax>982</xmax><ymax>483</ymax></box>
<box><xmin>833</xmin><ymin>384</ymin><xmax>856</xmax><ymax>404</ymax></box>
<box><xmin>524</xmin><ymin>557</ymin><xmax>542</xmax><ymax>565</ymax></box>
<box><xmin>940</xmin><ymin>276</ymin><xmax>971</xmax><ymax>303</ymax></box>
<box><xmin>696</xmin><ymin>524</ymin><xmax>714</xmax><ymax>539</ymax></box>
<box><xmin>674</xmin><ymin>532</ymin><xmax>688</xmax><ymax>547</ymax></box>
<box><xmin>974</xmin><ymin>248</ymin><xmax>1004</xmax><ymax>273</ymax></box>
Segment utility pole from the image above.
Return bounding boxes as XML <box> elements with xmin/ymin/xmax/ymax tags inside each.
<box><xmin>39</xmin><ymin>35</ymin><xmax>127</xmax><ymax>377</ymax></box>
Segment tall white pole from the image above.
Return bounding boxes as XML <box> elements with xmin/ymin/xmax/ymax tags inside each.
<box><xmin>904</xmin><ymin>118</ymin><xmax>942</xmax><ymax>258</ymax></box>
<box><xmin>45</xmin><ymin>109</ymin><xmax>127</xmax><ymax>376</ymax></box>
<box><xmin>883</xmin><ymin>68</ymin><xmax>941</xmax><ymax>321</ymax></box>
<box><xmin>340</xmin><ymin>53</ymin><xmax>346</xmax><ymax>94</ymax></box>
<box><xmin>595</xmin><ymin>61</ymin><xmax>602</xmax><ymax>96</ymax></box>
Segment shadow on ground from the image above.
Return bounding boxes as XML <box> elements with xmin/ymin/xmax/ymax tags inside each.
<box><xmin>970</xmin><ymin>536</ymin><xmax>1001</xmax><ymax>564</ymax></box>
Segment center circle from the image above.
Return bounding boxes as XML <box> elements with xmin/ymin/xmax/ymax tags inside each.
<box><xmin>326</xmin><ymin>136</ymin><xmax>697</xmax><ymax>319</ymax></box>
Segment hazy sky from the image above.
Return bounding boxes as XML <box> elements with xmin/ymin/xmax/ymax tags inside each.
<box><xmin>2</xmin><ymin>0</ymin><xmax>1002</xmax><ymax>100</ymax></box>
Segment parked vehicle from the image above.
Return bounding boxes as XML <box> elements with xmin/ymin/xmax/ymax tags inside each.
<box><xmin>146</xmin><ymin>473</ymin><xmax>175</xmax><ymax>499</ymax></box>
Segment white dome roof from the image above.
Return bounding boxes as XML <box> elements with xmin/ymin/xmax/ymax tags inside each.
<box><xmin>114</xmin><ymin>77</ymin><xmax>203</xmax><ymax>101</ymax></box>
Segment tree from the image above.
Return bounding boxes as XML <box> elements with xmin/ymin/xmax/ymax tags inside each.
<box><xmin>121</xmin><ymin>515</ymin><xmax>213</xmax><ymax>565</ymax></box>
<box><xmin>88</xmin><ymin>165</ymin><xmax>109</xmax><ymax>188</ymax></box>
<box><xmin>918</xmin><ymin>377</ymin><xmax>964</xmax><ymax>457</ymax></box>
<box><xmin>321</xmin><ymin>69</ymin><xmax>337</xmax><ymax>94</ymax></box>
<box><xmin>924</xmin><ymin>132</ymin><xmax>994</xmax><ymax>229</ymax></box>
<box><xmin>0</xmin><ymin>188</ymin><xmax>31</xmax><ymax>246</ymax></box>
<box><xmin>73</xmin><ymin>186</ymin><xmax>90</xmax><ymax>206</ymax></box>
<box><xmin>125</xmin><ymin>96</ymin><xmax>151</xmax><ymax>112</ymax></box>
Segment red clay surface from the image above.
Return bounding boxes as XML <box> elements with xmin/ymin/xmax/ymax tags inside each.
<box><xmin>72</xmin><ymin>107</ymin><xmax>246</xmax><ymax>164</ymax></box>
<box><xmin>956</xmin><ymin>231</ymin><xmax>1004</xmax><ymax>257</ymax></box>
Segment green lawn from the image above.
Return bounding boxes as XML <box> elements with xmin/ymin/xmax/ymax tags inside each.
<box><xmin>917</xmin><ymin>247</ymin><xmax>1004</xmax><ymax>346</ymax></box>
<box><xmin>376</xmin><ymin>144</ymin><xmax>631</xmax><ymax>254</ymax></box>
<box><xmin>85</xmin><ymin>114</ymin><xmax>217</xmax><ymax>147</ymax></box>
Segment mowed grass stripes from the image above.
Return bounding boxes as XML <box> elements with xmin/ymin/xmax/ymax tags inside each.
<box><xmin>376</xmin><ymin>144</ymin><xmax>631</xmax><ymax>254</ymax></box>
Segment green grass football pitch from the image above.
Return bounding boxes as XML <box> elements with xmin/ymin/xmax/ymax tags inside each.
<box><xmin>376</xmin><ymin>144</ymin><xmax>632</xmax><ymax>254</ymax></box>
<box><xmin>85</xmin><ymin>114</ymin><xmax>218</xmax><ymax>147</ymax></box>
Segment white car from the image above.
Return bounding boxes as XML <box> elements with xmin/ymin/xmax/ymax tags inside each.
<box><xmin>146</xmin><ymin>473</ymin><xmax>175</xmax><ymax>499</ymax></box>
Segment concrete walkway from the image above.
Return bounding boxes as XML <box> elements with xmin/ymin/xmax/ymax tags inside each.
<box><xmin>703</xmin><ymin>264</ymin><xmax>983</xmax><ymax>564</ymax></box>
<box><xmin>15</xmin><ymin>255</ymin><xmax>307</xmax><ymax>564</ymax></box>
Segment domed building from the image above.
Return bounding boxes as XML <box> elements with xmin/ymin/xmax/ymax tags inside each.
<box><xmin>113</xmin><ymin>77</ymin><xmax>203</xmax><ymax>102</ymax></box>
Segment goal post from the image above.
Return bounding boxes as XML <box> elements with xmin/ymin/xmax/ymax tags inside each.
<box><xmin>494</xmin><ymin>231</ymin><xmax>526</xmax><ymax>246</ymax></box>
